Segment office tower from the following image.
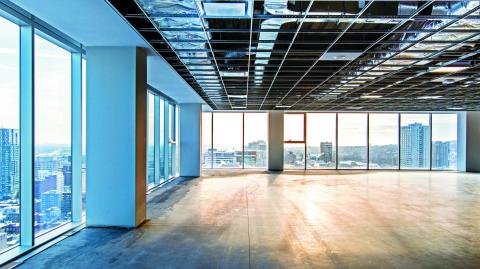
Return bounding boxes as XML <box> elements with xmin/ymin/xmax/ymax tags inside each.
<box><xmin>62</xmin><ymin>164</ymin><xmax>72</xmax><ymax>188</ymax></box>
<box><xmin>61</xmin><ymin>191</ymin><xmax>72</xmax><ymax>219</ymax></box>
<box><xmin>0</xmin><ymin>128</ymin><xmax>19</xmax><ymax>199</ymax></box>
<box><xmin>400</xmin><ymin>123</ymin><xmax>430</xmax><ymax>168</ymax></box>
<box><xmin>433</xmin><ymin>141</ymin><xmax>451</xmax><ymax>168</ymax></box>
<box><xmin>40</xmin><ymin>190</ymin><xmax>61</xmax><ymax>212</ymax></box>
<box><xmin>320</xmin><ymin>142</ymin><xmax>333</xmax><ymax>163</ymax></box>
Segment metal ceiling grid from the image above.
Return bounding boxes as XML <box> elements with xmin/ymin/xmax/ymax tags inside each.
<box><xmin>108</xmin><ymin>0</ymin><xmax>480</xmax><ymax>111</ymax></box>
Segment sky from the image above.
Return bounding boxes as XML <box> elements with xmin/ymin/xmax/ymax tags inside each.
<box><xmin>0</xmin><ymin>16</ymin><xmax>72</xmax><ymax>145</ymax></box>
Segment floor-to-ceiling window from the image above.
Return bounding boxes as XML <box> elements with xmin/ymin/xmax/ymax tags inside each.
<box><xmin>159</xmin><ymin>99</ymin><xmax>165</xmax><ymax>182</ymax></box>
<box><xmin>201</xmin><ymin>112</ymin><xmax>213</xmax><ymax>169</ymax></box>
<box><xmin>284</xmin><ymin>114</ymin><xmax>306</xmax><ymax>169</ymax></box>
<box><xmin>400</xmin><ymin>114</ymin><xmax>431</xmax><ymax>169</ymax></box>
<box><xmin>145</xmin><ymin>92</ymin><xmax>177</xmax><ymax>190</ymax></box>
<box><xmin>202</xmin><ymin>112</ymin><xmax>268</xmax><ymax>169</ymax></box>
<box><xmin>147</xmin><ymin>93</ymin><xmax>155</xmax><ymax>188</ymax></box>
<box><xmin>369</xmin><ymin>113</ymin><xmax>399</xmax><ymax>169</ymax></box>
<box><xmin>0</xmin><ymin>15</ymin><xmax>20</xmax><ymax>252</ymax></box>
<box><xmin>244</xmin><ymin>113</ymin><xmax>268</xmax><ymax>168</ymax></box>
<box><xmin>212</xmin><ymin>113</ymin><xmax>243</xmax><ymax>168</ymax></box>
<box><xmin>81</xmin><ymin>58</ymin><xmax>86</xmax><ymax>217</ymax></box>
<box><xmin>34</xmin><ymin>34</ymin><xmax>72</xmax><ymax>235</ymax></box>
<box><xmin>306</xmin><ymin>113</ymin><xmax>336</xmax><ymax>169</ymax></box>
<box><xmin>338</xmin><ymin>113</ymin><xmax>367</xmax><ymax>169</ymax></box>
<box><xmin>432</xmin><ymin>114</ymin><xmax>457</xmax><ymax>170</ymax></box>
<box><xmin>0</xmin><ymin>3</ymin><xmax>85</xmax><ymax>262</ymax></box>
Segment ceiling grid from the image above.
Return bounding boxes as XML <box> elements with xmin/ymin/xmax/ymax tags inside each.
<box><xmin>108</xmin><ymin>0</ymin><xmax>480</xmax><ymax>111</ymax></box>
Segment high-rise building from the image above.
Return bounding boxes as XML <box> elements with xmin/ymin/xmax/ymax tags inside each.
<box><xmin>62</xmin><ymin>164</ymin><xmax>72</xmax><ymax>188</ymax></box>
<box><xmin>320</xmin><ymin>142</ymin><xmax>333</xmax><ymax>163</ymax></box>
<box><xmin>40</xmin><ymin>190</ymin><xmax>60</xmax><ymax>212</ymax></box>
<box><xmin>0</xmin><ymin>128</ymin><xmax>19</xmax><ymax>199</ymax></box>
<box><xmin>433</xmin><ymin>141</ymin><xmax>450</xmax><ymax>168</ymax></box>
<box><xmin>400</xmin><ymin>123</ymin><xmax>430</xmax><ymax>168</ymax></box>
<box><xmin>34</xmin><ymin>175</ymin><xmax>58</xmax><ymax>199</ymax></box>
<box><xmin>61</xmin><ymin>190</ymin><xmax>72</xmax><ymax>219</ymax></box>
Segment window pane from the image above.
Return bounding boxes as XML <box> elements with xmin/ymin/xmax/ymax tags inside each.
<box><xmin>168</xmin><ymin>104</ymin><xmax>176</xmax><ymax>177</ymax></box>
<box><xmin>202</xmin><ymin>112</ymin><xmax>212</xmax><ymax>169</ymax></box>
<box><xmin>0</xmin><ymin>15</ymin><xmax>20</xmax><ymax>251</ymax></box>
<box><xmin>400</xmin><ymin>114</ymin><xmax>430</xmax><ymax>169</ymax></box>
<box><xmin>369</xmin><ymin>114</ymin><xmax>399</xmax><ymax>169</ymax></box>
<box><xmin>212</xmin><ymin>113</ymin><xmax>243</xmax><ymax>168</ymax></box>
<box><xmin>432</xmin><ymin>114</ymin><xmax>457</xmax><ymax>170</ymax></box>
<box><xmin>244</xmin><ymin>113</ymin><xmax>268</xmax><ymax>168</ymax></box>
<box><xmin>81</xmin><ymin>58</ymin><xmax>86</xmax><ymax>218</ymax></box>
<box><xmin>284</xmin><ymin>144</ymin><xmax>305</xmax><ymax>169</ymax></box>
<box><xmin>34</xmin><ymin>35</ymin><xmax>72</xmax><ymax>236</ymax></box>
<box><xmin>338</xmin><ymin>113</ymin><xmax>367</xmax><ymax>169</ymax></box>
<box><xmin>159</xmin><ymin>100</ymin><xmax>165</xmax><ymax>181</ymax></box>
<box><xmin>306</xmin><ymin>113</ymin><xmax>336</xmax><ymax>169</ymax></box>
<box><xmin>147</xmin><ymin>93</ymin><xmax>155</xmax><ymax>188</ymax></box>
<box><xmin>284</xmin><ymin>114</ymin><xmax>304</xmax><ymax>142</ymax></box>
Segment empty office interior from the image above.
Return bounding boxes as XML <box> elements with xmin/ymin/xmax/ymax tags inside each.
<box><xmin>1</xmin><ymin>0</ymin><xmax>480</xmax><ymax>268</ymax></box>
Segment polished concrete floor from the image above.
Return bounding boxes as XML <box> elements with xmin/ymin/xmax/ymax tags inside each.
<box><xmin>14</xmin><ymin>170</ymin><xmax>480</xmax><ymax>268</ymax></box>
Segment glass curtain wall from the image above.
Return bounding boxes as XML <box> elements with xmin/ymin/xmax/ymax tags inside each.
<box><xmin>369</xmin><ymin>114</ymin><xmax>399</xmax><ymax>169</ymax></box>
<box><xmin>244</xmin><ymin>113</ymin><xmax>268</xmax><ymax>168</ymax></box>
<box><xmin>212</xmin><ymin>113</ymin><xmax>243</xmax><ymax>168</ymax></box>
<box><xmin>0</xmin><ymin>15</ymin><xmax>20</xmax><ymax>251</ymax></box>
<box><xmin>34</xmin><ymin>34</ymin><xmax>72</xmax><ymax>235</ymax></box>
<box><xmin>147</xmin><ymin>93</ymin><xmax>155</xmax><ymax>188</ymax></box>
<box><xmin>202</xmin><ymin>112</ymin><xmax>213</xmax><ymax>169</ymax></box>
<box><xmin>432</xmin><ymin>114</ymin><xmax>457</xmax><ymax>170</ymax></box>
<box><xmin>202</xmin><ymin>112</ymin><xmax>268</xmax><ymax>169</ymax></box>
<box><xmin>145</xmin><ymin>93</ymin><xmax>177</xmax><ymax>190</ymax></box>
<box><xmin>306</xmin><ymin>113</ymin><xmax>336</xmax><ymax>169</ymax></box>
<box><xmin>284</xmin><ymin>114</ymin><xmax>306</xmax><ymax>169</ymax></box>
<box><xmin>0</xmin><ymin>5</ymin><xmax>85</xmax><ymax>259</ymax></box>
<box><xmin>338</xmin><ymin>113</ymin><xmax>368</xmax><ymax>169</ymax></box>
<box><xmin>400</xmin><ymin>114</ymin><xmax>431</xmax><ymax>169</ymax></box>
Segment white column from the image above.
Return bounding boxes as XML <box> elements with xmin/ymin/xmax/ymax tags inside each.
<box><xmin>179</xmin><ymin>103</ymin><xmax>201</xmax><ymax>177</ymax></box>
<box><xmin>268</xmin><ymin>111</ymin><xmax>284</xmax><ymax>171</ymax></box>
<box><xmin>86</xmin><ymin>47</ymin><xmax>147</xmax><ymax>227</ymax></box>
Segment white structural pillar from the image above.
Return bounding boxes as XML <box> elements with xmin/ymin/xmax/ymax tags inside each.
<box><xmin>462</xmin><ymin>111</ymin><xmax>480</xmax><ymax>172</ymax></box>
<box><xmin>268</xmin><ymin>111</ymin><xmax>284</xmax><ymax>171</ymax></box>
<box><xmin>179</xmin><ymin>103</ymin><xmax>201</xmax><ymax>177</ymax></box>
<box><xmin>86</xmin><ymin>47</ymin><xmax>147</xmax><ymax>227</ymax></box>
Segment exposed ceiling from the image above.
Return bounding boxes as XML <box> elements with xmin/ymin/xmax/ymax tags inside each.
<box><xmin>107</xmin><ymin>0</ymin><xmax>480</xmax><ymax>111</ymax></box>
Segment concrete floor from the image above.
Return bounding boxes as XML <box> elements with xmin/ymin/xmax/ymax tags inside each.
<box><xmin>14</xmin><ymin>170</ymin><xmax>480</xmax><ymax>269</ymax></box>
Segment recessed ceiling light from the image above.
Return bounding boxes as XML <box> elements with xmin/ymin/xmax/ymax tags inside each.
<box><xmin>432</xmin><ymin>76</ymin><xmax>468</xmax><ymax>84</ymax></box>
<box><xmin>276</xmin><ymin>105</ymin><xmax>291</xmax><ymax>108</ymax></box>
<box><xmin>203</xmin><ymin>2</ymin><xmax>247</xmax><ymax>18</ymax></box>
<box><xmin>361</xmin><ymin>95</ymin><xmax>382</xmax><ymax>99</ymax></box>
<box><xmin>417</xmin><ymin>96</ymin><xmax>443</xmax><ymax>99</ymax></box>
<box><xmin>429</xmin><ymin>66</ymin><xmax>469</xmax><ymax>73</ymax></box>
<box><xmin>232</xmin><ymin>106</ymin><xmax>246</xmax><ymax>109</ymax></box>
<box><xmin>319</xmin><ymin>52</ymin><xmax>362</xmax><ymax>61</ymax></box>
<box><xmin>447</xmin><ymin>107</ymin><xmax>464</xmax><ymax>110</ymax></box>
<box><xmin>220</xmin><ymin>71</ymin><xmax>248</xmax><ymax>77</ymax></box>
<box><xmin>346</xmin><ymin>106</ymin><xmax>363</xmax><ymax>110</ymax></box>
<box><xmin>228</xmin><ymin>94</ymin><xmax>247</xmax><ymax>98</ymax></box>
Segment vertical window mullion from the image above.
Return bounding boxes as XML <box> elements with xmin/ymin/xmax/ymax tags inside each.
<box><xmin>19</xmin><ymin>24</ymin><xmax>34</xmax><ymax>247</ymax></box>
